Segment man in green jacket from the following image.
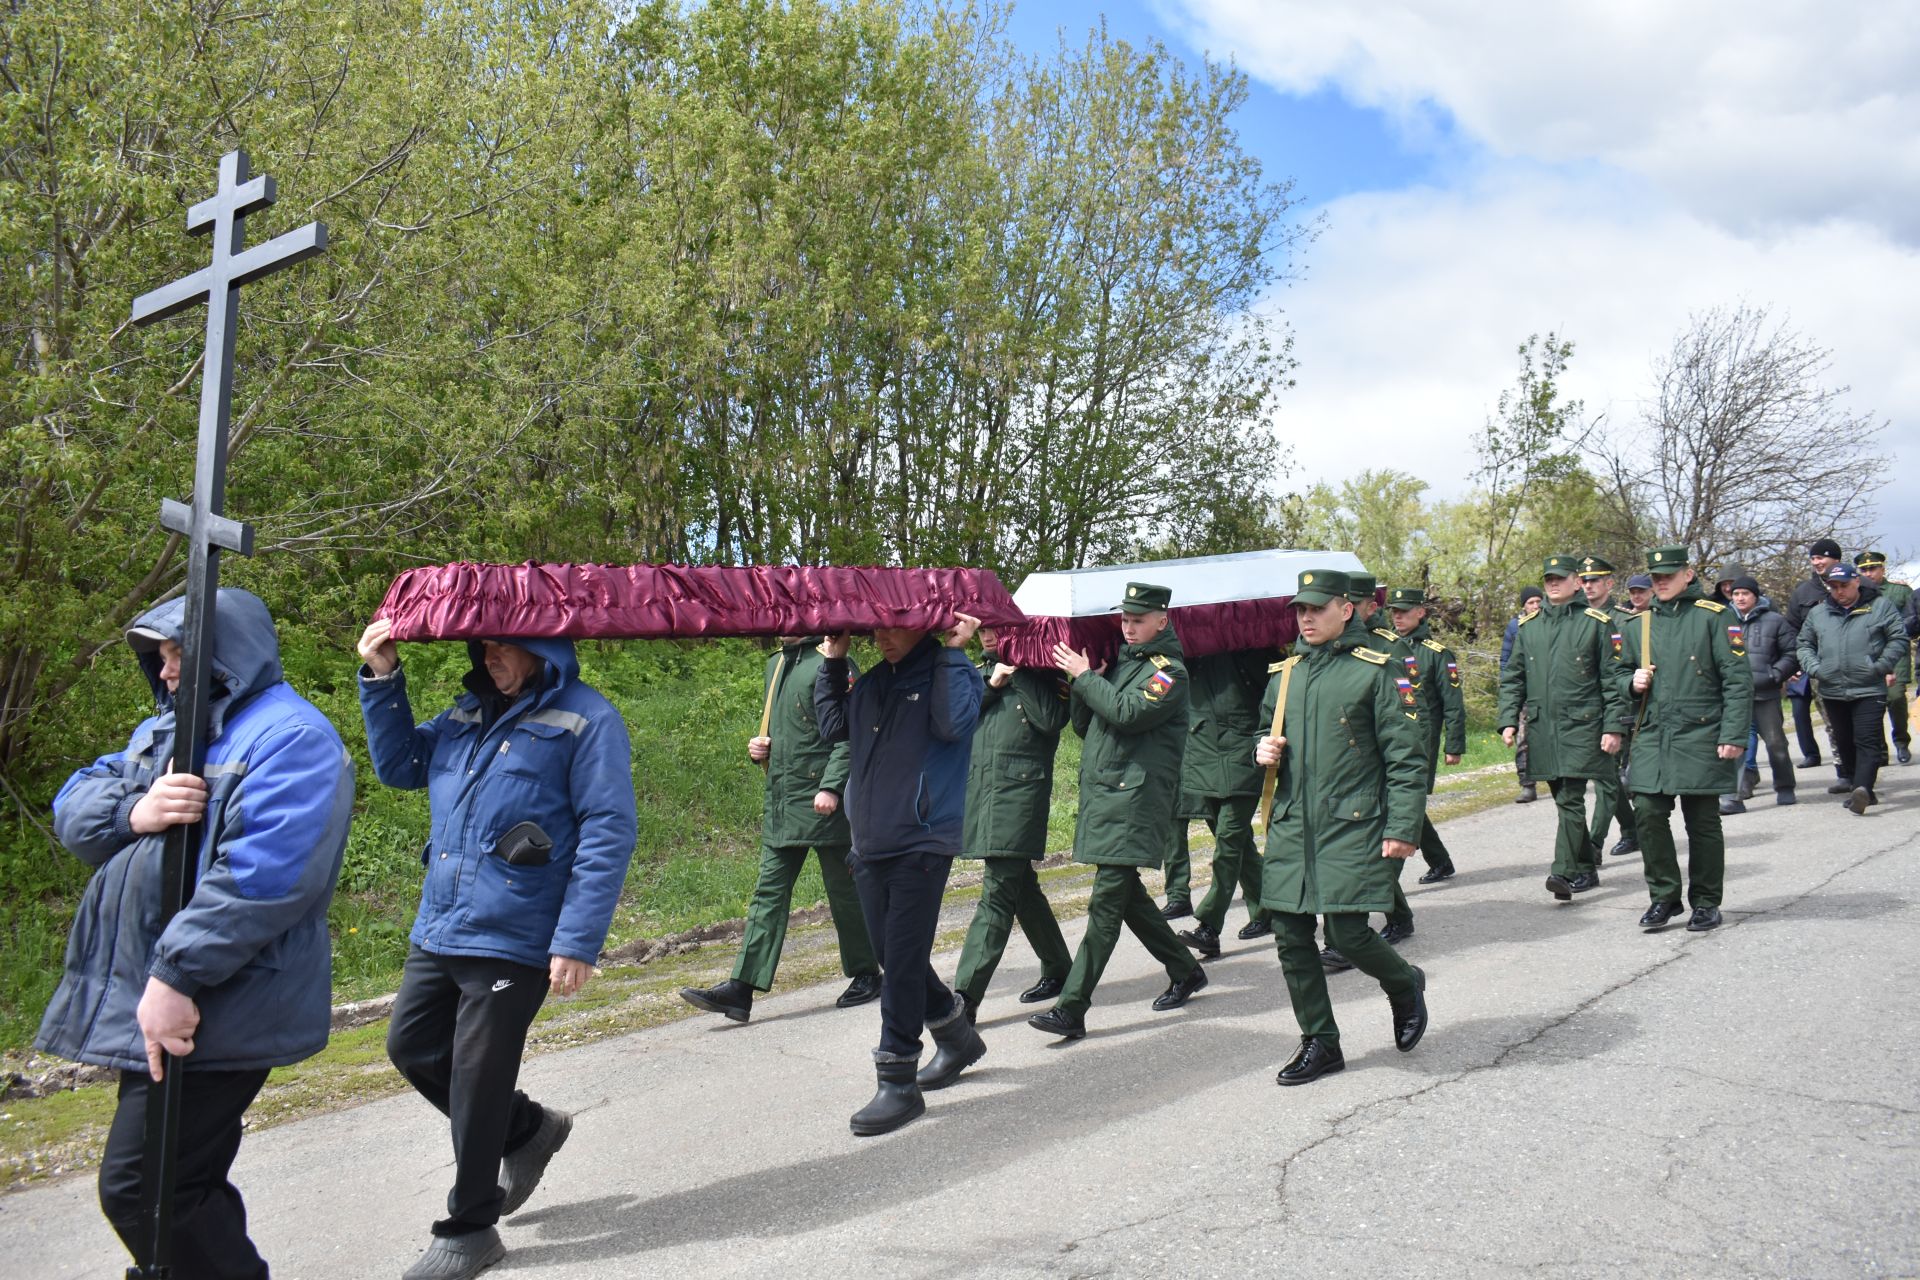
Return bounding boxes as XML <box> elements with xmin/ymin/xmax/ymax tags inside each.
<box><xmin>1172</xmin><ymin>648</ymin><xmax>1278</xmax><ymax>958</ymax></box>
<box><xmin>950</xmin><ymin>625</ymin><xmax>1074</xmax><ymax>1020</ymax></box>
<box><xmin>1387</xmin><ymin>588</ymin><xmax>1467</xmax><ymax>885</ymax></box>
<box><xmin>1579</xmin><ymin>555</ymin><xmax>1644</xmax><ymax>852</ymax></box>
<box><xmin>1798</xmin><ymin>561</ymin><xmax>1907</xmax><ymax>815</ymax></box>
<box><xmin>1029</xmin><ymin>583</ymin><xmax>1208</xmax><ymax>1040</ymax></box>
<box><xmin>1856</xmin><ymin>552</ymin><xmax>1914</xmax><ymax>765</ymax></box>
<box><xmin>1255</xmin><ymin>568</ymin><xmax>1431</xmax><ymax>1085</ymax></box>
<box><xmin>1617</xmin><ymin>546</ymin><xmax>1754</xmax><ymax>930</ymax></box>
<box><xmin>1497</xmin><ymin>555</ymin><xmax>1628</xmax><ymax>903</ymax></box>
<box><xmin>680</xmin><ymin>638</ymin><xmax>880</xmax><ymax>1022</ymax></box>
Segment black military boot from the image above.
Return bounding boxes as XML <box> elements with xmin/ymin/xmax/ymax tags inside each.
<box><xmin>1237</xmin><ymin>917</ymin><xmax>1273</xmax><ymax>940</ymax></box>
<box><xmin>1018</xmin><ymin>975</ymin><xmax>1064</xmax><ymax>1004</ymax></box>
<box><xmin>1390</xmin><ymin>966</ymin><xmax>1429</xmax><ymax>1052</ymax></box>
<box><xmin>1177</xmin><ymin>923</ymin><xmax>1221</xmax><ymax>958</ymax></box>
<box><xmin>1515</xmin><ymin>782</ymin><xmax>1539</xmax><ymax>804</ymax></box>
<box><xmin>836</xmin><ymin>972</ymin><xmax>883</xmax><ymax>1007</ymax></box>
<box><xmin>851</xmin><ymin>1054</ymin><xmax>925</xmax><ymax>1136</ymax></box>
<box><xmin>679</xmin><ymin>978</ymin><xmax>753</xmax><ymax>1023</ymax></box>
<box><xmin>1276</xmin><ymin>1036</ymin><xmax>1345</xmax><ymax>1085</ymax></box>
<box><xmin>916</xmin><ymin>998</ymin><xmax>986</xmax><ymax>1090</ymax></box>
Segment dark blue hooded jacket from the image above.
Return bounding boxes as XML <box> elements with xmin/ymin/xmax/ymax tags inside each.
<box><xmin>814</xmin><ymin>637</ymin><xmax>983</xmax><ymax>858</ymax></box>
<box><xmin>37</xmin><ymin>589</ymin><xmax>353</xmax><ymax>1073</ymax></box>
<box><xmin>358</xmin><ymin>637</ymin><xmax>637</xmax><ymax>968</ymax></box>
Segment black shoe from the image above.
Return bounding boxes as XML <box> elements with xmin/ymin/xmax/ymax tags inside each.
<box><xmin>1776</xmin><ymin>790</ymin><xmax>1796</xmax><ymax>806</ymax></box>
<box><xmin>1827</xmin><ymin>782</ymin><xmax>1853</xmax><ymax>795</ymax></box>
<box><xmin>1568</xmin><ymin>870</ymin><xmax>1601</xmax><ymax>893</ymax></box>
<box><xmin>851</xmin><ymin>1057</ymin><xmax>924</xmax><ymax>1136</ymax></box>
<box><xmin>1686</xmin><ymin>906</ymin><xmax>1723</xmax><ymax>932</ymax></box>
<box><xmin>402</xmin><ymin>1227</ymin><xmax>506</xmax><ymax>1280</ymax></box>
<box><xmin>836</xmin><ymin>973</ymin><xmax>883</xmax><ymax>1008</ymax></box>
<box><xmin>1639</xmin><ymin>901</ymin><xmax>1685</xmax><ymax>930</ymax></box>
<box><xmin>1718</xmin><ymin>797</ymin><xmax>1746</xmax><ymax>815</ymax></box>
<box><xmin>1237</xmin><ymin>918</ymin><xmax>1273</xmax><ymax>940</ymax></box>
<box><xmin>499</xmin><ymin>1105</ymin><xmax>572</xmax><ymax>1215</ymax></box>
<box><xmin>1028</xmin><ymin>1007</ymin><xmax>1086</xmax><ymax>1040</ymax></box>
<box><xmin>1017</xmin><ymin>975</ymin><xmax>1064</xmax><ymax>1004</ymax></box>
<box><xmin>1379</xmin><ymin>920</ymin><xmax>1414</xmax><ymax>947</ymax></box>
<box><xmin>1899</xmin><ymin>745</ymin><xmax>1913</xmax><ymax>765</ymax></box>
<box><xmin>1738</xmin><ymin>769</ymin><xmax>1759</xmax><ymax>800</ymax></box>
<box><xmin>1848</xmin><ymin>786</ymin><xmax>1872</xmax><ymax>815</ymax></box>
<box><xmin>1276</xmin><ymin>1036</ymin><xmax>1345</xmax><ymax>1086</ymax></box>
<box><xmin>1417</xmin><ymin>861</ymin><xmax>1456</xmax><ymax>884</ymax></box>
<box><xmin>1152</xmin><ymin>966</ymin><xmax>1209</xmax><ymax>1011</ymax></box>
<box><xmin>1160</xmin><ymin>898</ymin><xmax>1193</xmax><ymax>920</ymax></box>
<box><xmin>1390</xmin><ymin>966</ymin><xmax>1429</xmax><ymax>1052</ymax></box>
<box><xmin>1798</xmin><ymin>755</ymin><xmax>1821</xmax><ymax>769</ymax></box>
<box><xmin>1319</xmin><ymin>946</ymin><xmax>1354</xmax><ymax>973</ymax></box>
<box><xmin>916</xmin><ymin>1001</ymin><xmax>987</xmax><ymax>1090</ymax></box>
<box><xmin>1545</xmin><ymin>873</ymin><xmax>1574</xmax><ymax>901</ymax></box>
<box><xmin>679</xmin><ymin>978</ymin><xmax>754</xmax><ymax>1023</ymax></box>
<box><xmin>1609</xmin><ymin>837</ymin><xmax>1640</xmax><ymax>857</ymax></box>
<box><xmin>1515</xmin><ymin>784</ymin><xmax>1539</xmax><ymax>804</ymax></box>
<box><xmin>1177</xmin><ymin>924</ymin><xmax>1221</xmax><ymax>958</ymax></box>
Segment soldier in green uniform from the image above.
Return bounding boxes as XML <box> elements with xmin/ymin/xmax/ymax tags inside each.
<box><xmin>1616</xmin><ymin>546</ymin><xmax>1753</xmax><ymax>931</ymax></box>
<box><xmin>680</xmin><ymin>637</ymin><xmax>880</xmax><ymax>1022</ymax></box>
<box><xmin>1856</xmin><ymin>552</ymin><xmax>1914</xmax><ymax>765</ymax></box>
<box><xmin>1172</xmin><ymin>647</ymin><xmax>1278</xmax><ymax>958</ymax></box>
<box><xmin>1254</xmin><ymin>568</ymin><xmax>1431</xmax><ymax>1085</ymax></box>
<box><xmin>1497</xmin><ymin>555</ymin><xmax>1628</xmax><ymax>903</ymax></box>
<box><xmin>1386</xmin><ymin>587</ymin><xmax>1467</xmax><ymax>883</ymax></box>
<box><xmin>1029</xmin><ymin>583</ymin><xmax>1208</xmax><ymax>1039</ymax></box>
<box><xmin>949</xmin><ymin>625</ymin><xmax>1074</xmax><ymax>1020</ymax></box>
<box><xmin>1580</xmin><ymin>555</ymin><xmax>1643</xmax><ymax>858</ymax></box>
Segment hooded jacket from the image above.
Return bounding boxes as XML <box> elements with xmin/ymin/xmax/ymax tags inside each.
<box><xmin>1736</xmin><ymin>599</ymin><xmax>1798</xmax><ymax>694</ymax></box>
<box><xmin>359</xmin><ymin>637</ymin><xmax>637</xmax><ymax>968</ymax></box>
<box><xmin>37</xmin><ymin>590</ymin><xmax>353</xmax><ymax>1073</ymax></box>
<box><xmin>1796</xmin><ymin>585</ymin><xmax>1908</xmax><ymax>703</ymax></box>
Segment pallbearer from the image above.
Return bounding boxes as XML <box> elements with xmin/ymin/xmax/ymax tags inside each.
<box><xmin>1579</xmin><ymin>556</ymin><xmax>1643</xmax><ymax>856</ymax></box>
<box><xmin>1173</xmin><ymin>644</ymin><xmax>1279</xmax><ymax>960</ymax></box>
<box><xmin>1386</xmin><ymin>588</ymin><xmax>1467</xmax><ymax>884</ymax></box>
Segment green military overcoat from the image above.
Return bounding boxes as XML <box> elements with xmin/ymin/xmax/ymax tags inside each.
<box><xmin>1398</xmin><ymin>619</ymin><xmax>1468</xmax><ymax>790</ymax></box>
<box><xmin>962</xmin><ymin>664</ymin><xmax>1070</xmax><ymax>859</ymax></box>
<box><xmin>1178</xmin><ymin>649</ymin><xmax>1277</xmax><ymax>803</ymax></box>
<box><xmin>1068</xmin><ymin>623</ymin><xmax>1188</xmax><ymax>868</ymax></box>
<box><xmin>1880</xmin><ymin>580</ymin><xmax>1914</xmax><ymax>687</ymax></box>
<box><xmin>760</xmin><ymin>640</ymin><xmax>855</xmax><ymax>847</ymax></box>
<box><xmin>1496</xmin><ymin>599</ymin><xmax>1628</xmax><ymax>780</ymax></box>
<box><xmin>1614</xmin><ymin>587</ymin><xmax>1753</xmax><ymax>795</ymax></box>
<box><xmin>1257</xmin><ymin>618</ymin><xmax>1428</xmax><ymax>915</ymax></box>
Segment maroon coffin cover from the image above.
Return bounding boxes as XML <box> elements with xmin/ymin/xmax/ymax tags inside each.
<box><xmin>375</xmin><ymin>562</ymin><xmax>1027</xmax><ymax>641</ymax></box>
<box><xmin>993</xmin><ymin>600</ymin><xmax>1302</xmax><ymax>669</ymax></box>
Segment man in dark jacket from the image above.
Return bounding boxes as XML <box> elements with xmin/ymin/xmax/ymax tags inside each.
<box><xmin>1029</xmin><ymin>583</ymin><xmax>1208</xmax><ymax>1040</ymax></box>
<box><xmin>816</xmin><ymin>614</ymin><xmax>986</xmax><ymax>1135</ymax></box>
<box><xmin>40</xmin><ymin>590</ymin><xmax>352</xmax><ymax>1279</ymax></box>
<box><xmin>1173</xmin><ymin>646</ymin><xmax>1279</xmax><ymax>959</ymax></box>
<box><xmin>1856</xmin><ymin>552</ymin><xmax>1914</xmax><ymax>764</ymax></box>
<box><xmin>1580</xmin><ymin>556</ymin><xmax>1643</xmax><ymax>853</ymax></box>
<box><xmin>1784</xmin><ymin>538</ymin><xmax>1844</xmax><ymax>766</ymax></box>
<box><xmin>679</xmin><ymin>637</ymin><xmax>879</xmax><ymax>1023</ymax></box>
<box><xmin>1726</xmin><ymin>578</ymin><xmax>1796</xmax><ymax>805</ymax></box>
<box><xmin>1797</xmin><ymin>563</ymin><xmax>1907</xmax><ymax>814</ymax></box>
<box><xmin>358</xmin><ymin>619</ymin><xmax>637</xmax><ymax>1280</ymax></box>
<box><xmin>1502</xmin><ymin>586</ymin><xmax>1545</xmax><ymax>802</ymax></box>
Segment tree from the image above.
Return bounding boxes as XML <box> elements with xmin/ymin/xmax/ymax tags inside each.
<box><xmin>1599</xmin><ymin>304</ymin><xmax>1885</xmax><ymax>569</ymax></box>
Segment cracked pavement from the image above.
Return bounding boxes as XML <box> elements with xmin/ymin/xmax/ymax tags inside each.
<box><xmin>4</xmin><ymin>769</ymin><xmax>1917</xmax><ymax>1278</ymax></box>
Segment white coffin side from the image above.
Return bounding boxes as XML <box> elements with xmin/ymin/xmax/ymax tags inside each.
<box><xmin>1011</xmin><ymin>548</ymin><xmax>1370</xmax><ymax>617</ymax></box>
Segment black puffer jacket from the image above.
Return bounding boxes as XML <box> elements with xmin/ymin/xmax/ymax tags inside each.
<box><xmin>1737</xmin><ymin>601</ymin><xmax>1797</xmax><ymax>693</ymax></box>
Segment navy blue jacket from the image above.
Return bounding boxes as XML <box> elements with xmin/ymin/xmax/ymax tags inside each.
<box><xmin>37</xmin><ymin>590</ymin><xmax>353</xmax><ymax>1073</ymax></box>
<box><xmin>815</xmin><ymin>637</ymin><xmax>983</xmax><ymax>858</ymax></box>
<box><xmin>359</xmin><ymin>638</ymin><xmax>637</xmax><ymax>968</ymax></box>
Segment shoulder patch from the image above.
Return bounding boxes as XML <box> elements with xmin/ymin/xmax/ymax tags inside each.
<box><xmin>1149</xmin><ymin>654</ymin><xmax>1172</xmax><ymax>669</ymax></box>
<box><xmin>1352</xmin><ymin>647</ymin><xmax>1390</xmax><ymax>665</ymax></box>
<box><xmin>1693</xmin><ymin>598</ymin><xmax>1727</xmax><ymax>613</ymax></box>
<box><xmin>1421</xmin><ymin>638</ymin><xmax>1446</xmax><ymax>652</ymax></box>
<box><xmin>1268</xmin><ymin>660</ymin><xmax>1286</xmax><ymax>673</ymax></box>
<box><xmin>1584</xmin><ymin>607</ymin><xmax>1612</xmax><ymax>622</ymax></box>
<box><xmin>1516</xmin><ymin>612</ymin><xmax>1536</xmax><ymax>626</ymax></box>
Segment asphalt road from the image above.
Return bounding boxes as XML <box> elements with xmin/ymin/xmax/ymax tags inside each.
<box><xmin>5</xmin><ymin>768</ymin><xmax>1917</xmax><ymax>1279</ymax></box>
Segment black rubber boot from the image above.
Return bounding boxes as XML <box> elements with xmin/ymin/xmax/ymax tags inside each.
<box><xmin>851</xmin><ymin>1054</ymin><xmax>925</xmax><ymax>1136</ymax></box>
<box><xmin>916</xmin><ymin>998</ymin><xmax>987</xmax><ymax>1090</ymax></box>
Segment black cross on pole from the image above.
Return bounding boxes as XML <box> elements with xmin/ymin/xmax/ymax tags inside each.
<box><xmin>124</xmin><ymin>149</ymin><xmax>325</xmax><ymax>1280</ymax></box>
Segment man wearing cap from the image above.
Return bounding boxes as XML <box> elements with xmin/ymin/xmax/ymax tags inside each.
<box><xmin>1614</xmin><ymin>546</ymin><xmax>1753</xmax><ymax>931</ymax></box>
<box><xmin>1626</xmin><ymin>575</ymin><xmax>1653</xmax><ymax>614</ymax></box>
<box><xmin>1031</xmin><ymin>583</ymin><xmax>1208</xmax><ymax>1039</ymax></box>
<box><xmin>1725</xmin><ymin>577</ymin><xmax>1797</xmax><ymax>806</ymax></box>
<box><xmin>1580</xmin><ymin>556</ymin><xmax>1643</xmax><ymax>857</ymax></box>
<box><xmin>1796</xmin><ymin>561</ymin><xmax>1906</xmax><ymax>815</ymax></box>
<box><xmin>1254</xmin><ymin>568</ymin><xmax>1430</xmax><ymax>1085</ymax></box>
<box><xmin>1387</xmin><ymin>588</ymin><xmax>1467</xmax><ymax>885</ymax></box>
<box><xmin>1497</xmin><ymin>555</ymin><xmax>1628</xmax><ymax>903</ymax></box>
<box><xmin>1856</xmin><ymin>553</ymin><xmax>1913</xmax><ymax>765</ymax></box>
<box><xmin>1784</xmin><ymin>539</ymin><xmax>1845</xmax><ymax>767</ymax></box>
<box><xmin>1502</xmin><ymin>587</ymin><xmax>1545</xmax><ymax>803</ymax></box>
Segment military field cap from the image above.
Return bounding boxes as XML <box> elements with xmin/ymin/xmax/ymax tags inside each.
<box><xmin>1646</xmin><ymin>544</ymin><xmax>1692</xmax><ymax>572</ymax></box>
<box><xmin>1626</xmin><ymin>574</ymin><xmax>1654</xmax><ymax>590</ymax></box>
<box><xmin>1577</xmin><ymin>554</ymin><xmax>1616</xmax><ymax>579</ymax></box>
<box><xmin>1387</xmin><ymin>586</ymin><xmax>1428</xmax><ymax>610</ymax></box>
<box><xmin>1825</xmin><ymin>562</ymin><xmax>1859</xmax><ymax>582</ymax></box>
<box><xmin>1293</xmin><ymin>568</ymin><xmax>1350</xmax><ymax>607</ymax></box>
<box><xmin>1345</xmin><ymin>571</ymin><xmax>1378</xmax><ymax>603</ymax></box>
<box><xmin>1542</xmin><ymin>554</ymin><xmax>1580</xmax><ymax>579</ymax></box>
<box><xmin>1119</xmin><ymin>581</ymin><xmax>1172</xmax><ymax>613</ymax></box>
<box><xmin>1808</xmin><ymin>537</ymin><xmax>1843</xmax><ymax>559</ymax></box>
<box><xmin>1856</xmin><ymin>550</ymin><xmax>1888</xmax><ymax>568</ymax></box>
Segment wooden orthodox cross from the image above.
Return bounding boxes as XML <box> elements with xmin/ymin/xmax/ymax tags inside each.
<box><xmin>124</xmin><ymin>149</ymin><xmax>326</xmax><ymax>1279</ymax></box>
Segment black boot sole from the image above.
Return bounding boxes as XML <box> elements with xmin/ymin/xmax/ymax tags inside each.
<box><xmin>1544</xmin><ymin>875</ymin><xmax>1574</xmax><ymax>901</ymax></box>
<box><xmin>679</xmin><ymin>990</ymin><xmax>751</xmax><ymax>1023</ymax></box>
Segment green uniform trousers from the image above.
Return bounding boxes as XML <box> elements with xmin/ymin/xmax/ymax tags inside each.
<box><xmin>1545</xmin><ymin>778</ymin><xmax>1599</xmax><ymax>877</ymax></box>
<box><xmin>953</xmin><ymin>858</ymin><xmax>1072</xmax><ymax>1010</ymax></box>
<box><xmin>1057</xmin><ymin>866</ymin><xmax>1199</xmax><ymax>1016</ymax></box>
<box><xmin>1417</xmin><ymin>815</ymin><xmax>1451</xmax><ymax>871</ymax></box>
<box><xmin>1274</xmin><ymin>911</ymin><xmax>1419</xmax><ymax>1043</ymax></box>
<box><xmin>1888</xmin><ymin>685</ymin><xmax>1911</xmax><ymax>750</ymax></box>
<box><xmin>1590</xmin><ymin>768</ymin><xmax>1640</xmax><ymax>849</ymax></box>
<box><xmin>1190</xmin><ymin>795</ymin><xmax>1267</xmax><ymax>934</ymax></box>
<box><xmin>1164</xmin><ymin>827</ymin><xmax>1193</xmax><ymax>905</ymax></box>
<box><xmin>730</xmin><ymin>842</ymin><xmax>878</xmax><ymax>991</ymax></box>
<box><xmin>1632</xmin><ymin>793</ymin><xmax>1726</xmax><ymax>909</ymax></box>
<box><xmin>1384</xmin><ymin>859</ymin><xmax>1414</xmax><ymax>929</ymax></box>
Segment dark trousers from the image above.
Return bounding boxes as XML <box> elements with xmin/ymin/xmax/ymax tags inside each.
<box><xmin>850</xmin><ymin>851</ymin><xmax>957</xmax><ymax>1060</ymax></box>
<box><xmin>1751</xmin><ymin>696</ymin><xmax>1796</xmax><ymax>792</ymax></box>
<box><xmin>100</xmin><ymin>1068</ymin><xmax>271</xmax><ymax>1280</ymax></box>
<box><xmin>1546</xmin><ymin>778</ymin><xmax>1598</xmax><ymax>876</ymax></box>
<box><xmin>1634</xmin><ymin>793</ymin><xmax>1725</xmax><ymax>908</ymax></box>
<box><xmin>1192</xmin><ymin>794</ymin><xmax>1267</xmax><ymax>932</ymax></box>
<box><xmin>1164</xmin><ymin>823</ymin><xmax>1192</xmax><ymax>904</ymax></box>
<box><xmin>1057</xmin><ymin>865</ymin><xmax>1199</xmax><ymax>1016</ymax></box>
<box><xmin>1591</xmin><ymin>768</ymin><xmax>1639</xmax><ymax>847</ymax></box>
<box><xmin>387</xmin><ymin>945</ymin><xmax>550</xmax><ymax>1235</ymax></box>
<box><xmin>1514</xmin><ymin>712</ymin><xmax>1532</xmax><ymax>785</ymax></box>
<box><xmin>1888</xmin><ymin>687</ymin><xmax>1911</xmax><ymax>750</ymax></box>
<box><xmin>953</xmin><ymin>857</ymin><xmax>1071</xmax><ymax>1009</ymax></box>
<box><xmin>1826</xmin><ymin>695</ymin><xmax>1889</xmax><ymax>796</ymax></box>
<box><xmin>731</xmin><ymin>841</ymin><xmax>877</xmax><ymax>991</ymax></box>
<box><xmin>1789</xmin><ymin>691</ymin><xmax>1821</xmax><ymax>761</ymax></box>
<box><xmin>1273</xmin><ymin>911</ymin><xmax>1418</xmax><ymax>1043</ymax></box>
